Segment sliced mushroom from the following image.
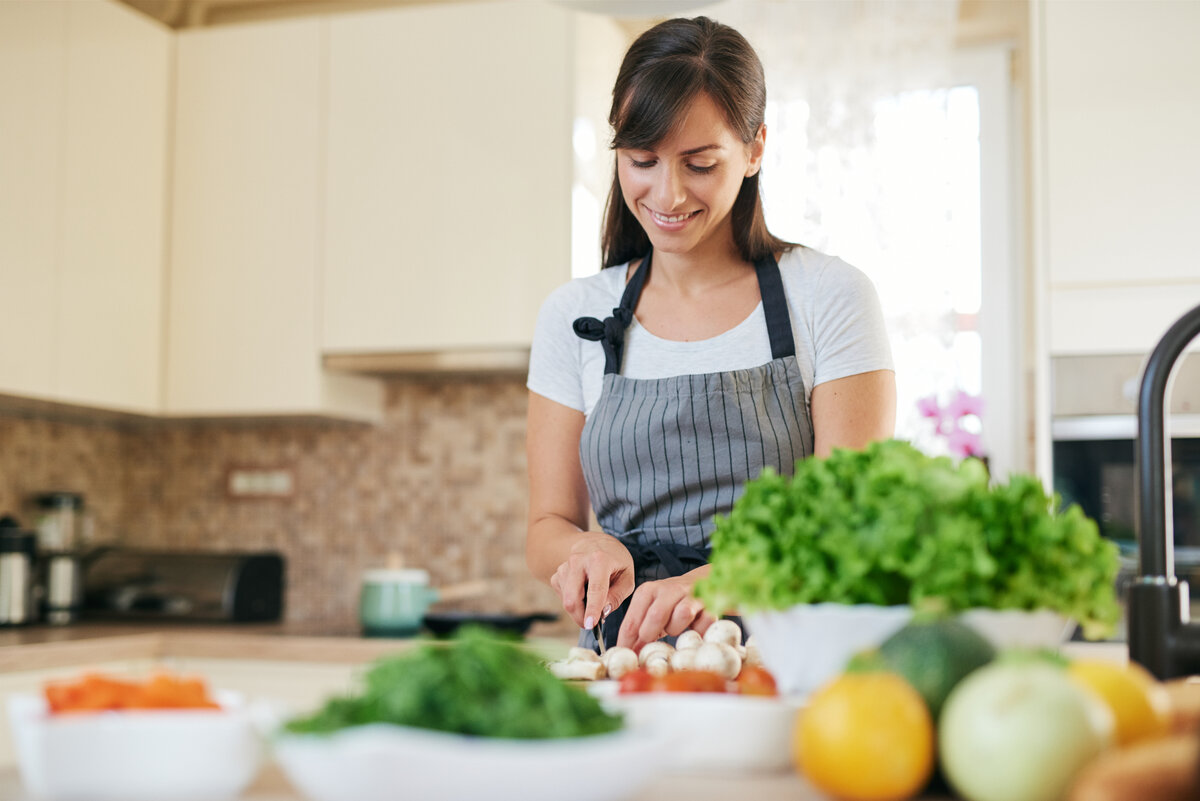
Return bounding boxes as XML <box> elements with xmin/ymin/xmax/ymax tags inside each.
<box><xmin>601</xmin><ymin>646</ymin><xmax>639</xmax><ymax>680</ymax></box>
<box><xmin>675</xmin><ymin>630</ymin><xmax>704</xmax><ymax>651</ymax></box>
<box><xmin>567</xmin><ymin>646</ymin><xmax>601</xmax><ymax>663</ymax></box>
<box><xmin>638</xmin><ymin>641</ymin><xmax>675</xmax><ymax>666</ymax></box>
<box><xmin>549</xmin><ymin>659</ymin><xmax>606</xmax><ymax>681</ymax></box>
<box><xmin>703</xmin><ymin>619</ymin><xmax>743</xmax><ymax>648</ymax></box>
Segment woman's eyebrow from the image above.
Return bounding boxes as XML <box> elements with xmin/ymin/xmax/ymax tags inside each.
<box><xmin>678</xmin><ymin>144</ymin><xmax>722</xmax><ymax>156</ymax></box>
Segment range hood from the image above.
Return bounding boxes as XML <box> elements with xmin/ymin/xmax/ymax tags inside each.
<box><xmin>323</xmin><ymin>347</ymin><xmax>530</xmax><ymax>377</ymax></box>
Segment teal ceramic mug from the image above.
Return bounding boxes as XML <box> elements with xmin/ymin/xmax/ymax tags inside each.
<box><xmin>359</xmin><ymin>568</ymin><xmax>440</xmax><ymax>637</ymax></box>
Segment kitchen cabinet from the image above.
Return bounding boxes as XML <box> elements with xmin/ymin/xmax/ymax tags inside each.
<box><xmin>168</xmin><ymin>18</ymin><xmax>383</xmax><ymax>420</ymax></box>
<box><xmin>0</xmin><ymin>1</ymin><xmax>63</xmax><ymax>401</ymax></box>
<box><xmin>320</xmin><ymin>2</ymin><xmax>579</xmax><ymax>357</ymax></box>
<box><xmin>1035</xmin><ymin>0</ymin><xmax>1200</xmax><ymax>355</ymax></box>
<box><xmin>0</xmin><ymin>0</ymin><xmax>169</xmax><ymax>414</ymax></box>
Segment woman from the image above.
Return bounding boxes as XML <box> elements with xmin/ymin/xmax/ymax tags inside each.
<box><xmin>526</xmin><ymin>17</ymin><xmax>895</xmax><ymax>653</ymax></box>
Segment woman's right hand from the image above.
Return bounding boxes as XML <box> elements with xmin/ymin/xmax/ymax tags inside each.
<box><xmin>549</xmin><ymin>532</ymin><xmax>635</xmax><ymax>630</ymax></box>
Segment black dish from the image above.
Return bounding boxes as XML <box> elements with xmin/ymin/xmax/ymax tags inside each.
<box><xmin>422</xmin><ymin>611</ymin><xmax>559</xmax><ymax>638</ymax></box>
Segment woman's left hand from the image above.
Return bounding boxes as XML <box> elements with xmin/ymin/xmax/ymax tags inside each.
<box><xmin>616</xmin><ymin>568</ymin><xmax>715</xmax><ymax>652</ymax></box>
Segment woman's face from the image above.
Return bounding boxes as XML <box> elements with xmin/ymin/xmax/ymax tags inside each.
<box><xmin>616</xmin><ymin>92</ymin><xmax>764</xmax><ymax>261</ymax></box>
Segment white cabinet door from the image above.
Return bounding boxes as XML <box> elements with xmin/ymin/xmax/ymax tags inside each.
<box><xmin>1038</xmin><ymin>0</ymin><xmax>1200</xmax><ymax>354</ymax></box>
<box><xmin>56</xmin><ymin>0</ymin><xmax>170</xmax><ymax>413</ymax></box>
<box><xmin>0</xmin><ymin>2</ymin><xmax>66</xmax><ymax>400</ymax></box>
<box><xmin>322</xmin><ymin>2</ymin><xmax>574</xmax><ymax>355</ymax></box>
<box><xmin>0</xmin><ymin>0</ymin><xmax>168</xmax><ymax>413</ymax></box>
<box><xmin>168</xmin><ymin>18</ymin><xmax>382</xmax><ymax>420</ymax></box>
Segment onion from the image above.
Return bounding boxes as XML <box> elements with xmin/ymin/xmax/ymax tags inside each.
<box><xmin>939</xmin><ymin>662</ymin><xmax>1114</xmax><ymax>801</ymax></box>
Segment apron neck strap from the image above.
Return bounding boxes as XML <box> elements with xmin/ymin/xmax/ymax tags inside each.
<box><xmin>572</xmin><ymin>248</ymin><xmax>795</xmax><ymax>375</ymax></box>
<box><xmin>754</xmin><ymin>253</ymin><xmax>796</xmax><ymax>360</ymax></box>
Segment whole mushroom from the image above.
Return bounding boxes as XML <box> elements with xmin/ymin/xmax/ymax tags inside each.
<box><xmin>670</xmin><ymin>647</ymin><xmax>699</xmax><ymax>672</ymax></box>
<box><xmin>601</xmin><ymin>647</ymin><xmax>638</xmax><ymax>680</ymax></box>
<box><xmin>638</xmin><ymin>641</ymin><xmax>675</xmax><ymax>666</ymax></box>
<box><xmin>692</xmin><ymin>642</ymin><xmax>741</xmax><ymax>681</ymax></box>
<box><xmin>703</xmin><ymin>619</ymin><xmax>743</xmax><ymax>648</ymax></box>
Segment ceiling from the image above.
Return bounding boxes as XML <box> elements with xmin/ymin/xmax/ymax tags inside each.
<box><xmin>112</xmin><ymin>0</ymin><xmax>1022</xmax><ymax>58</ymax></box>
<box><xmin>114</xmin><ymin>0</ymin><xmax>657</xmax><ymax>38</ymax></box>
<box><xmin>116</xmin><ymin>0</ymin><xmax>484</xmax><ymax>28</ymax></box>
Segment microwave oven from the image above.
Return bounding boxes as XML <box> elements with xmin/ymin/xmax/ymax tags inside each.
<box><xmin>1052</xmin><ymin>423</ymin><xmax>1200</xmax><ymax>552</ymax></box>
<box><xmin>1051</xmin><ymin>353</ymin><xmax>1200</xmax><ymax>638</ymax></box>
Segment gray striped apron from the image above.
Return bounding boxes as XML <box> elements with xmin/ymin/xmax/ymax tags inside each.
<box><xmin>572</xmin><ymin>249</ymin><xmax>814</xmax><ymax>648</ymax></box>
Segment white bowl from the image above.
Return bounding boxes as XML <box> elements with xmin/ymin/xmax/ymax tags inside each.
<box><xmin>959</xmin><ymin>607</ymin><xmax>1075</xmax><ymax>650</ymax></box>
<box><xmin>602</xmin><ymin>691</ymin><xmax>801</xmax><ymax>774</ymax></box>
<box><xmin>745</xmin><ymin>603</ymin><xmax>914</xmax><ymax>696</ymax></box>
<box><xmin>7</xmin><ymin>691</ymin><xmax>264</xmax><ymax>801</ymax></box>
<box><xmin>272</xmin><ymin>722</ymin><xmax>667</xmax><ymax>801</ymax></box>
<box><xmin>745</xmin><ymin>603</ymin><xmax>1072</xmax><ymax>696</ymax></box>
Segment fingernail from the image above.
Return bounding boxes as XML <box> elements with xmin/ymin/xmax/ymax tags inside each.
<box><xmin>584</xmin><ymin>616</ymin><xmax>594</xmax><ymax>629</ymax></box>
<box><xmin>603</xmin><ymin>604</ymin><xmax>612</xmax><ymax>616</ymax></box>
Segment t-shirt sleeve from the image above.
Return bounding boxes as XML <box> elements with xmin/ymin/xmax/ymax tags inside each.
<box><xmin>811</xmin><ymin>257</ymin><xmax>895</xmax><ymax>386</ymax></box>
<box><xmin>527</xmin><ymin>282</ymin><xmax>586</xmax><ymax>412</ymax></box>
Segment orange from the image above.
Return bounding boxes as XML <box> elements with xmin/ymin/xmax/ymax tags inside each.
<box><xmin>1066</xmin><ymin>659</ymin><xmax>1170</xmax><ymax>746</ymax></box>
<box><xmin>797</xmin><ymin>672</ymin><xmax>934</xmax><ymax>801</ymax></box>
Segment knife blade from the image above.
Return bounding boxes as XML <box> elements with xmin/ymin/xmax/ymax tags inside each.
<box><xmin>594</xmin><ymin>614</ymin><xmax>607</xmax><ymax>656</ymax></box>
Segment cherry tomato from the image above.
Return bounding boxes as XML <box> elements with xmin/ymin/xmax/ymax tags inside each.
<box><xmin>661</xmin><ymin>670</ymin><xmax>729</xmax><ymax>693</ymax></box>
<box><xmin>618</xmin><ymin>667</ymin><xmax>657</xmax><ymax>694</ymax></box>
<box><xmin>735</xmin><ymin>665</ymin><xmax>779</xmax><ymax>696</ymax></box>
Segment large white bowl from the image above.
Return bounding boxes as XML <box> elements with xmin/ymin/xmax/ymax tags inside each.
<box><xmin>601</xmin><ymin>691</ymin><xmax>802</xmax><ymax>774</ymax></box>
<box><xmin>745</xmin><ymin>603</ymin><xmax>1073</xmax><ymax>696</ymax></box>
<box><xmin>7</xmin><ymin>691</ymin><xmax>264</xmax><ymax>801</ymax></box>
<box><xmin>272</xmin><ymin>722</ymin><xmax>667</xmax><ymax>801</ymax></box>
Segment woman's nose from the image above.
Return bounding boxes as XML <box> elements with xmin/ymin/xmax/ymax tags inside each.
<box><xmin>651</xmin><ymin>165</ymin><xmax>686</xmax><ymax>210</ymax></box>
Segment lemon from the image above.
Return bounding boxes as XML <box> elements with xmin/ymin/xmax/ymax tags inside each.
<box><xmin>1066</xmin><ymin>659</ymin><xmax>1170</xmax><ymax>746</ymax></box>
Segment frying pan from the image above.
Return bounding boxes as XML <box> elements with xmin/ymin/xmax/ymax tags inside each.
<box><xmin>421</xmin><ymin>611</ymin><xmax>559</xmax><ymax>638</ymax></box>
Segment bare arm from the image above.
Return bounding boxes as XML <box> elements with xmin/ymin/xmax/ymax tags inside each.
<box><xmin>810</xmin><ymin>369</ymin><xmax>897</xmax><ymax>457</ymax></box>
<box><xmin>525</xmin><ymin>391</ymin><xmax>634</xmax><ymax>630</ymax></box>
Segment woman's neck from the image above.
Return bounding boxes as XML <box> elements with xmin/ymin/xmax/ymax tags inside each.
<box><xmin>648</xmin><ymin>236</ymin><xmax>750</xmax><ymax>297</ymax></box>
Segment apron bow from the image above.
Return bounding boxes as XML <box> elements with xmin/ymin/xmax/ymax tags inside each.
<box><xmin>572</xmin><ymin>306</ymin><xmax>634</xmax><ymax>375</ymax></box>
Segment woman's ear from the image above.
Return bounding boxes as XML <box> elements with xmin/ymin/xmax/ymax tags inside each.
<box><xmin>746</xmin><ymin>123</ymin><xmax>766</xmax><ymax>177</ymax></box>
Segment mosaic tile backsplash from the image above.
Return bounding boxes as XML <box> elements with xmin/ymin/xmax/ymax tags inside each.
<box><xmin>0</xmin><ymin>377</ymin><xmax>570</xmax><ymax>634</ymax></box>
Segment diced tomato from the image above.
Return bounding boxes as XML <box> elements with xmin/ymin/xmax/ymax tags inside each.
<box><xmin>661</xmin><ymin>670</ymin><xmax>730</xmax><ymax>693</ymax></box>
<box><xmin>735</xmin><ymin>664</ymin><xmax>779</xmax><ymax>696</ymax></box>
<box><xmin>618</xmin><ymin>667</ymin><xmax>658</xmax><ymax>694</ymax></box>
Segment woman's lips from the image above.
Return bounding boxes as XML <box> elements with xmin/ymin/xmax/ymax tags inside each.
<box><xmin>648</xmin><ymin>207</ymin><xmax>701</xmax><ymax>230</ymax></box>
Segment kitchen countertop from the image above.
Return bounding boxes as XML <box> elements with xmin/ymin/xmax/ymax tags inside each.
<box><xmin>0</xmin><ymin>621</ymin><xmax>1131</xmax><ymax>669</ymax></box>
<box><xmin>0</xmin><ymin>624</ymin><xmax>1136</xmax><ymax>801</ymax></box>
<box><xmin>0</xmin><ymin>621</ymin><xmax>509</xmax><ymax>672</ymax></box>
<box><xmin>1</xmin><ymin>763</ymin><xmax>912</xmax><ymax>801</ymax></box>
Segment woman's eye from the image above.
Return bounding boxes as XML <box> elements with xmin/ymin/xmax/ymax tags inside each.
<box><xmin>629</xmin><ymin>158</ymin><xmax>656</xmax><ymax>169</ymax></box>
<box><xmin>688</xmin><ymin>163</ymin><xmax>717</xmax><ymax>174</ymax></box>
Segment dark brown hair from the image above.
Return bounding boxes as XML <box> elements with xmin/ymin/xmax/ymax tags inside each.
<box><xmin>601</xmin><ymin>16</ymin><xmax>795</xmax><ymax>268</ymax></box>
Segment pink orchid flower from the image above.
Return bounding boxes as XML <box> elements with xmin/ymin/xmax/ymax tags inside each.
<box><xmin>916</xmin><ymin>394</ymin><xmax>943</xmax><ymax>420</ymax></box>
<box><xmin>945</xmin><ymin>425</ymin><xmax>985</xmax><ymax>459</ymax></box>
<box><xmin>945</xmin><ymin>390</ymin><xmax>985</xmax><ymax>421</ymax></box>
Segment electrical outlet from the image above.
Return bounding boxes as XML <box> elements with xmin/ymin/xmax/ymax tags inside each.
<box><xmin>226</xmin><ymin>467</ymin><xmax>294</xmax><ymax>498</ymax></box>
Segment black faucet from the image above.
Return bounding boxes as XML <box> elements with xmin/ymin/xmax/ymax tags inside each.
<box><xmin>1128</xmin><ymin>301</ymin><xmax>1200</xmax><ymax>679</ymax></box>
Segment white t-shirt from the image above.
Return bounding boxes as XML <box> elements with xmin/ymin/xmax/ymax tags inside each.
<box><xmin>527</xmin><ymin>246</ymin><xmax>894</xmax><ymax>417</ymax></box>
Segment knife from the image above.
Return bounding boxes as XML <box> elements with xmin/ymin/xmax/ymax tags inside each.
<box><xmin>594</xmin><ymin>614</ymin><xmax>607</xmax><ymax>656</ymax></box>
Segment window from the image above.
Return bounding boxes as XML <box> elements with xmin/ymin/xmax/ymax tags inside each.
<box><xmin>760</xmin><ymin>47</ymin><xmax>1020</xmax><ymax>475</ymax></box>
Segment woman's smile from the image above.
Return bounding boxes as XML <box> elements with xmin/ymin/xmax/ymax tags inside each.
<box><xmin>647</xmin><ymin>207</ymin><xmax>703</xmax><ymax>230</ymax></box>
